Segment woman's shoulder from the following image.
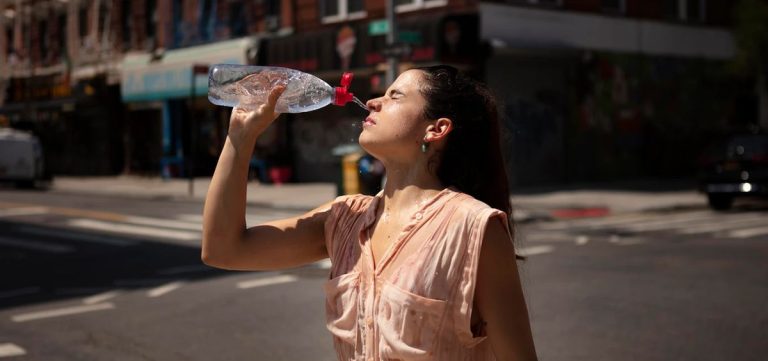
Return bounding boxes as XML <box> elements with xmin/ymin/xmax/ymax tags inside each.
<box><xmin>446</xmin><ymin>188</ymin><xmax>503</xmax><ymax>216</ymax></box>
<box><xmin>330</xmin><ymin>193</ymin><xmax>377</xmax><ymax>213</ymax></box>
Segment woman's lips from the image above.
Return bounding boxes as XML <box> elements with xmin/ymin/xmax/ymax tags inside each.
<box><xmin>363</xmin><ymin>117</ymin><xmax>376</xmax><ymax>126</ymax></box>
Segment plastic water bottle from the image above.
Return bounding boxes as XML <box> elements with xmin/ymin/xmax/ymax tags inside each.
<box><xmin>207</xmin><ymin>64</ymin><xmax>365</xmax><ymax>113</ymax></box>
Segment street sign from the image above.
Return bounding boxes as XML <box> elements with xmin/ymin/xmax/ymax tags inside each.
<box><xmin>369</xmin><ymin>19</ymin><xmax>389</xmax><ymax>35</ymax></box>
<box><xmin>381</xmin><ymin>43</ymin><xmax>412</xmax><ymax>58</ymax></box>
<box><xmin>398</xmin><ymin>31</ymin><xmax>422</xmax><ymax>44</ymax></box>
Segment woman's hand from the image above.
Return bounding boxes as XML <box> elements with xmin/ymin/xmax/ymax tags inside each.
<box><xmin>227</xmin><ymin>85</ymin><xmax>286</xmax><ymax>148</ymax></box>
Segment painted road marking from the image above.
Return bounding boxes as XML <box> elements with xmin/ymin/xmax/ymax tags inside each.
<box><xmin>124</xmin><ymin>216</ymin><xmax>201</xmax><ymax>231</ymax></box>
<box><xmin>147</xmin><ymin>281</ymin><xmax>185</xmax><ymax>298</ymax></box>
<box><xmin>11</xmin><ymin>303</ymin><xmax>114</xmax><ymax>322</ymax></box>
<box><xmin>237</xmin><ymin>275</ymin><xmax>298</xmax><ymax>289</ymax></box>
<box><xmin>539</xmin><ymin>213</ymin><xmax>652</xmax><ymax>231</ymax></box>
<box><xmin>178</xmin><ymin>213</ymin><xmax>299</xmax><ymax>227</ymax></box>
<box><xmin>726</xmin><ymin>225</ymin><xmax>768</xmax><ymax>239</ymax></box>
<box><xmin>575</xmin><ymin>235</ymin><xmax>589</xmax><ymax>245</ymax></box>
<box><xmin>0</xmin><ymin>236</ymin><xmax>73</xmax><ymax>253</ymax></box>
<box><xmin>67</xmin><ymin>219</ymin><xmax>199</xmax><ymax>241</ymax></box>
<box><xmin>677</xmin><ymin>215</ymin><xmax>768</xmax><ymax>234</ymax></box>
<box><xmin>83</xmin><ymin>290</ymin><xmax>121</xmax><ymax>305</ymax></box>
<box><xmin>0</xmin><ymin>287</ymin><xmax>40</xmax><ymax>300</ymax></box>
<box><xmin>609</xmin><ymin>235</ymin><xmax>645</xmax><ymax>246</ymax></box>
<box><xmin>0</xmin><ymin>343</ymin><xmax>26</xmax><ymax>358</ymax></box>
<box><xmin>516</xmin><ymin>245</ymin><xmax>555</xmax><ymax>257</ymax></box>
<box><xmin>617</xmin><ymin>211</ymin><xmax>727</xmax><ymax>232</ymax></box>
<box><xmin>19</xmin><ymin>226</ymin><xmax>137</xmax><ymax>247</ymax></box>
<box><xmin>0</xmin><ymin>206</ymin><xmax>49</xmax><ymax>218</ymax></box>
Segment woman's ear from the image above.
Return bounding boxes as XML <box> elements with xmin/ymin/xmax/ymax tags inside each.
<box><xmin>424</xmin><ymin>117</ymin><xmax>453</xmax><ymax>142</ymax></box>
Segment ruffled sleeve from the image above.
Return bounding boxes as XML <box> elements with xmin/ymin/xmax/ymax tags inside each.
<box><xmin>323</xmin><ymin>194</ymin><xmax>374</xmax><ymax>276</ymax></box>
<box><xmin>452</xmin><ymin>207</ymin><xmax>512</xmax><ymax>347</ymax></box>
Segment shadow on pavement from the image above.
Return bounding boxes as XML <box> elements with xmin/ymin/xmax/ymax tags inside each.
<box><xmin>0</xmin><ymin>219</ymin><xmax>233</xmax><ymax>311</ymax></box>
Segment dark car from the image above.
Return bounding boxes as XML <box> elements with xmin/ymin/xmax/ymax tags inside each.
<box><xmin>698</xmin><ymin>133</ymin><xmax>768</xmax><ymax>210</ymax></box>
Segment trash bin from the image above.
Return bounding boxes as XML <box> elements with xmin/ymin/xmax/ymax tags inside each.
<box><xmin>332</xmin><ymin>144</ymin><xmax>363</xmax><ymax>196</ymax></box>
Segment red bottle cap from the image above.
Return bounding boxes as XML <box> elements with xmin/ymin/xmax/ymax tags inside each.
<box><xmin>333</xmin><ymin>72</ymin><xmax>354</xmax><ymax>106</ymax></box>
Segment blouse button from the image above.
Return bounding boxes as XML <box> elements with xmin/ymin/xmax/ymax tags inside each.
<box><xmin>366</xmin><ymin>317</ymin><xmax>374</xmax><ymax>327</ymax></box>
<box><xmin>414</xmin><ymin>212</ymin><xmax>423</xmax><ymax>220</ymax></box>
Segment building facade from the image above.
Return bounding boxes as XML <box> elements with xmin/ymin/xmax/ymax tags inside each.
<box><xmin>1</xmin><ymin>0</ymin><xmax>760</xmax><ymax>186</ymax></box>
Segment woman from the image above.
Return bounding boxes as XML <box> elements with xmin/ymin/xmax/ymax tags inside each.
<box><xmin>202</xmin><ymin>65</ymin><xmax>538</xmax><ymax>361</ymax></box>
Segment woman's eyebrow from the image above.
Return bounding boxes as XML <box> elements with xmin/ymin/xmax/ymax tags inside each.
<box><xmin>387</xmin><ymin>89</ymin><xmax>404</xmax><ymax>96</ymax></box>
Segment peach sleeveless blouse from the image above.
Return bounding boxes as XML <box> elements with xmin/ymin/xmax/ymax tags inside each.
<box><xmin>323</xmin><ymin>187</ymin><xmax>511</xmax><ymax>361</ymax></box>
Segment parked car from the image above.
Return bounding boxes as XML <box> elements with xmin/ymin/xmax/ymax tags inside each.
<box><xmin>0</xmin><ymin>128</ymin><xmax>51</xmax><ymax>189</ymax></box>
<box><xmin>698</xmin><ymin>133</ymin><xmax>768</xmax><ymax>210</ymax></box>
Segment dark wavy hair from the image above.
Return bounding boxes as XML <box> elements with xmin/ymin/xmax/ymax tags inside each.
<box><xmin>414</xmin><ymin>65</ymin><xmax>521</xmax><ymax>259</ymax></box>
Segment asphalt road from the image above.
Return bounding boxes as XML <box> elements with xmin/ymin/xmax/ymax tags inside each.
<box><xmin>0</xmin><ymin>189</ymin><xmax>766</xmax><ymax>361</ymax></box>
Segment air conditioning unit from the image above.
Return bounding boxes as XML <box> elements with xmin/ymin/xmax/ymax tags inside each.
<box><xmin>264</xmin><ymin>16</ymin><xmax>279</xmax><ymax>32</ymax></box>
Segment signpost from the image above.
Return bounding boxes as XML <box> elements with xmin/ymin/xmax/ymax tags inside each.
<box><xmin>369</xmin><ymin>20</ymin><xmax>389</xmax><ymax>36</ymax></box>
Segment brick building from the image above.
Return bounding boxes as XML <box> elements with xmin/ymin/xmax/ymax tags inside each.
<box><xmin>0</xmin><ymin>1</ymin><xmax>761</xmax><ymax>186</ymax></box>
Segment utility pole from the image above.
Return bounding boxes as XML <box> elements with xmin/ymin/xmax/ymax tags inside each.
<box><xmin>385</xmin><ymin>0</ymin><xmax>398</xmax><ymax>86</ymax></box>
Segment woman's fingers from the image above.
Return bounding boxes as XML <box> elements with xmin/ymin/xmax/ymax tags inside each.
<box><xmin>264</xmin><ymin>85</ymin><xmax>286</xmax><ymax>115</ymax></box>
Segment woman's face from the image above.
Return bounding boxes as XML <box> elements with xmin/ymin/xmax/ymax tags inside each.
<box><xmin>359</xmin><ymin>70</ymin><xmax>428</xmax><ymax>161</ymax></box>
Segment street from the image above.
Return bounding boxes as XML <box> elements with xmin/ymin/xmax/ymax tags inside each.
<box><xmin>0</xmin><ymin>190</ymin><xmax>767</xmax><ymax>361</ymax></box>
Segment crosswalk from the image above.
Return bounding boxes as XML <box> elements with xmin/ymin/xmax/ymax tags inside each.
<box><xmin>1</xmin><ymin>204</ymin><xmax>766</xmax><ymax>258</ymax></box>
<box><xmin>532</xmin><ymin>209</ymin><xmax>768</xmax><ymax>239</ymax></box>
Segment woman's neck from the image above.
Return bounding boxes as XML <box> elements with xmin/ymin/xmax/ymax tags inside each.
<box><xmin>377</xmin><ymin>160</ymin><xmax>445</xmax><ymax>219</ymax></box>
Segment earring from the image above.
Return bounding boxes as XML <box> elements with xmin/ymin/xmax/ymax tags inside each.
<box><xmin>421</xmin><ymin>142</ymin><xmax>429</xmax><ymax>153</ymax></box>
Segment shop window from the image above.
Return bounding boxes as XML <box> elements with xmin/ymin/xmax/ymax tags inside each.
<box><xmin>145</xmin><ymin>0</ymin><xmax>157</xmax><ymax>46</ymax></box>
<box><xmin>396</xmin><ymin>0</ymin><xmax>447</xmax><ymax>13</ymax></box>
<box><xmin>602</xmin><ymin>0</ymin><xmax>626</xmax><ymax>14</ymax></box>
<box><xmin>665</xmin><ymin>0</ymin><xmax>706</xmax><ymax>22</ymax></box>
<box><xmin>228</xmin><ymin>1</ymin><xmax>247</xmax><ymax>37</ymax></box>
<box><xmin>321</xmin><ymin>0</ymin><xmax>366</xmax><ymax>24</ymax></box>
<box><xmin>121</xmin><ymin>0</ymin><xmax>131</xmax><ymax>49</ymax></box>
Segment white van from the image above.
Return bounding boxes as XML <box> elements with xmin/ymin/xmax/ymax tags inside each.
<box><xmin>0</xmin><ymin>128</ymin><xmax>50</xmax><ymax>188</ymax></box>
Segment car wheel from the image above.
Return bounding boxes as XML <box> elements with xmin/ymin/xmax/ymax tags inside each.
<box><xmin>707</xmin><ymin>194</ymin><xmax>733</xmax><ymax>211</ymax></box>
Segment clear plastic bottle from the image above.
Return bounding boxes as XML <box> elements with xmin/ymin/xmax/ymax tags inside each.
<box><xmin>207</xmin><ymin>64</ymin><xmax>356</xmax><ymax>113</ymax></box>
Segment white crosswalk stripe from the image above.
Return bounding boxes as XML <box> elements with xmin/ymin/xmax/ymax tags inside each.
<box><xmin>67</xmin><ymin>219</ymin><xmax>199</xmax><ymax>241</ymax></box>
<box><xmin>534</xmin><ymin>210</ymin><xmax>768</xmax><ymax>240</ymax></box>
<box><xmin>177</xmin><ymin>212</ymin><xmax>301</xmax><ymax>227</ymax></box>
<box><xmin>0</xmin><ymin>343</ymin><xmax>26</xmax><ymax>358</ymax></box>
<box><xmin>726</xmin><ymin>225</ymin><xmax>768</xmax><ymax>239</ymax></box>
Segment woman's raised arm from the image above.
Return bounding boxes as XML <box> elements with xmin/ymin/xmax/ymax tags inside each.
<box><xmin>201</xmin><ymin>86</ymin><xmax>331</xmax><ymax>271</ymax></box>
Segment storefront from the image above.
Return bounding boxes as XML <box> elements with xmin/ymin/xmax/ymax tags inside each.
<box><xmin>0</xmin><ymin>73</ymin><xmax>123</xmax><ymax>175</ymax></box>
<box><xmin>120</xmin><ymin>37</ymin><xmax>266</xmax><ymax>177</ymax></box>
<box><xmin>479</xmin><ymin>2</ymin><xmax>742</xmax><ymax>186</ymax></box>
<box><xmin>259</xmin><ymin>13</ymin><xmax>484</xmax><ymax>182</ymax></box>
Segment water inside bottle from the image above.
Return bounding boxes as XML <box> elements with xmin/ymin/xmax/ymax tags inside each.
<box><xmin>352</xmin><ymin>96</ymin><xmax>368</xmax><ymax>111</ymax></box>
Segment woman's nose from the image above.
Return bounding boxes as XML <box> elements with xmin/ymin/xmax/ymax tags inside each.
<box><xmin>366</xmin><ymin>98</ymin><xmax>381</xmax><ymax>111</ymax></box>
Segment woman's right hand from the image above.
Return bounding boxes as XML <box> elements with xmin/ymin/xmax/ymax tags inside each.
<box><xmin>227</xmin><ymin>85</ymin><xmax>286</xmax><ymax>148</ymax></box>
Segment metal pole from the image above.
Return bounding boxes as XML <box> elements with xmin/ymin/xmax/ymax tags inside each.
<box><xmin>188</xmin><ymin>69</ymin><xmax>195</xmax><ymax>197</ymax></box>
<box><xmin>385</xmin><ymin>0</ymin><xmax>398</xmax><ymax>86</ymax></box>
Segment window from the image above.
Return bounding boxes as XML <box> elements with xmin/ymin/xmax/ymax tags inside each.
<box><xmin>321</xmin><ymin>0</ymin><xmax>366</xmax><ymax>23</ymax></box>
<box><xmin>602</xmin><ymin>0</ymin><xmax>626</xmax><ymax>14</ymax></box>
<box><xmin>666</xmin><ymin>0</ymin><xmax>706</xmax><ymax>22</ymax></box>
<box><xmin>228</xmin><ymin>0</ymin><xmax>247</xmax><ymax>37</ymax></box>
<box><xmin>121</xmin><ymin>0</ymin><xmax>131</xmax><ymax>49</ymax></box>
<box><xmin>396</xmin><ymin>0</ymin><xmax>447</xmax><ymax>12</ymax></box>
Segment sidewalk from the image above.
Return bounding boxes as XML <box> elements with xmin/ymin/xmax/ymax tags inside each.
<box><xmin>48</xmin><ymin>176</ymin><xmax>708</xmax><ymax>221</ymax></box>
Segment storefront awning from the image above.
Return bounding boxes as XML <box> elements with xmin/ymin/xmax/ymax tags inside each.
<box><xmin>121</xmin><ymin>37</ymin><xmax>260</xmax><ymax>102</ymax></box>
<box><xmin>480</xmin><ymin>2</ymin><xmax>735</xmax><ymax>59</ymax></box>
